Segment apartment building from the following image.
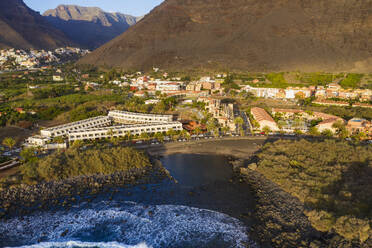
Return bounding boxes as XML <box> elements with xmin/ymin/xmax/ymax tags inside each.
<box><xmin>40</xmin><ymin>116</ymin><xmax>112</xmax><ymax>137</ymax></box>
<box><xmin>68</xmin><ymin>122</ymin><xmax>183</xmax><ymax>142</ymax></box>
<box><xmin>108</xmin><ymin>110</ymin><xmax>173</xmax><ymax>124</ymax></box>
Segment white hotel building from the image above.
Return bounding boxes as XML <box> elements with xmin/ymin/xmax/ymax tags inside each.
<box><xmin>40</xmin><ymin>116</ymin><xmax>112</xmax><ymax>137</ymax></box>
<box><xmin>108</xmin><ymin>110</ymin><xmax>173</xmax><ymax>124</ymax></box>
<box><xmin>68</xmin><ymin>122</ymin><xmax>183</xmax><ymax>142</ymax></box>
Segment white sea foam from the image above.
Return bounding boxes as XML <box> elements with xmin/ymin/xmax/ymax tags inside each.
<box><xmin>7</xmin><ymin>241</ymin><xmax>151</xmax><ymax>248</ymax></box>
<box><xmin>0</xmin><ymin>201</ymin><xmax>257</xmax><ymax>248</ymax></box>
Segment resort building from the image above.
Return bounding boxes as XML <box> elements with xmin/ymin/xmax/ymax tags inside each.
<box><xmin>26</xmin><ymin>135</ymin><xmax>51</xmax><ymax>147</ymax></box>
<box><xmin>68</xmin><ymin>122</ymin><xmax>183</xmax><ymax>142</ymax></box>
<box><xmin>346</xmin><ymin>118</ymin><xmax>371</xmax><ymax>137</ymax></box>
<box><xmin>251</xmin><ymin>107</ymin><xmax>279</xmax><ymax>131</ymax></box>
<box><xmin>271</xmin><ymin>108</ymin><xmax>344</xmax><ymax>133</ymax></box>
<box><xmin>40</xmin><ymin>116</ymin><xmax>112</xmax><ymax>137</ymax></box>
<box><xmin>108</xmin><ymin>110</ymin><xmax>173</xmax><ymax>124</ymax></box>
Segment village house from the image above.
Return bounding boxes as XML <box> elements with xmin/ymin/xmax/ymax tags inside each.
<box><xmin>52</xmin><ymin>75</ymin><xmax>63</xmax><ymax>82</ymax></box>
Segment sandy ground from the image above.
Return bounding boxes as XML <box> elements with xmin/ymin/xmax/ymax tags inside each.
<box><xmin>146</xmin><ymin>137</ymin><xmax>268</xmax><ymax>158</ymax></box>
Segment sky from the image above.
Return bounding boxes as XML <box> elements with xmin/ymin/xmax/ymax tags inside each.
<box><xmin>24</xmin><ymin>0</ymin><xmax>164</xmax><ymax>16</ymax></box>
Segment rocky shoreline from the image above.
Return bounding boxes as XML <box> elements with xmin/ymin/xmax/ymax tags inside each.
<box><xmin>0</xmin><ymin>158</ymin><xmax>170</xmax><ymax>219</ymax></box>
<box><xmin>0</xmin><ymin>138</ymin><xmax>369</xmax><ymax>248</ymax></box>
<box><xmin>239</xmin><ymin>168</ymin><xmax>371</xmax><ymax>248</ymax></box>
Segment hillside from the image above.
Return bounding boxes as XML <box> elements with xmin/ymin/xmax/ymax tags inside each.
<box><xmin>0</xmin><ymin>0</ymin><xmax>72</xmax><ymax>49</ymax></box>
<box><xmin>44</xmin><ymin>5</ymin><xmax>140</xmax><ymax>49</ymax></box>
<box><xmin>78</xmin><ymin>0</ymin><xmax>372</xmax><ymax>73</ymax></box>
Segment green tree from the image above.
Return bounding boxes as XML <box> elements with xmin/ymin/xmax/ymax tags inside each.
<box><xmin>124</xmin><ymin>131</ymin><xmax>132</xmax><ymax>141</ymax></box>
<box><xmin>20</xmin><ymin>148</ymin><xmax>37</xmax><ymax>163</ymax></box>
<box><xmin>294</xmin><ymin>129</ymin><xmax>303</xmax><ymax>135</ymax></box>
<box><xmin>234</xmin><ymin>117</ymin><xmax>244</xmax><ymax>132</ymax></box>
<box><xmin>332</xmin><ymin>120</ymin><xmax>349</xmax><ymax>139</ymax></box>
<box><xmin>166</xmin><ymin>128</ymin><xmax>178</xmax><ymax>140</ymax></box>
<box><xmin>72</xmin><ymin>140</ymin><xmax>84</xmax><ymax>148</ymax></box>
<box><xmin>321</xmin><ymin>129</ymin><xmax>334</xmax><ymax>137</ymax></box>
<box><xmin>353</xmin><ymin>132</ymin><xmax>367</xmax><ymax>142</ymax></box>
<box><xmin>221</xmin><ymin>126</ymin><xmax>230</xmax><ymax>135</ymax></box>
<box><xmin>206</xmin><ymin>118</ymin><xmax>219</xmax><ymax>136</ymax></box>
<box><xmin>193</xmin><ymin>127</ymin><xmax>202</xmax><ymax>135</ymax></box>
<box><xmin>308</xmin><ymin>126</ymin><xmax>320</xmax><ymax>136</ymax></box>
<box><xmin>154</xmin><ymin>132</ymin><xmax>164</xmax><ymax>142</ymax></box>
<box><xmin>140</xmin><ymin>132</ymin><xmax>150</xmax><ymax>140</ymax></box>
<box><xmin>2</xmin><ymin>137</ymin><xmax>16</xmax><ymax>150</ymax></box>
<box><xmin>262</xmin><ymin>126</ymin><xmax>271</xmax><ymax>135</ymax></box>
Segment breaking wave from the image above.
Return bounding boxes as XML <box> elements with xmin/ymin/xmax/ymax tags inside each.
<box><xmin>7</xmin><ymin>241</ymin><xmax>151</xmax><ymax>248</ymax></box>
<box><xmin>0</xmin><ymin>201</ymin><xmax>257</xmax><ymax>248</ymax></box>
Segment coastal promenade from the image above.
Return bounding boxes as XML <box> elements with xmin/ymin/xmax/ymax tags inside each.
<box><xmin>143</xmin><ymin>136</ymin><xmax>268</xmax><ymax>158</ymax></box>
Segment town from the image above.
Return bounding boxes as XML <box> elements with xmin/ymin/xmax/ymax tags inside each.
<box><xmin>0</xmin><ymin>47</ymin><xmax>89</xmax><ymax>71</ymax></box>
<box><xmin>1</xmin><ymin>67</ymin><xmax>371</xmax><ymax>155</ymax></box>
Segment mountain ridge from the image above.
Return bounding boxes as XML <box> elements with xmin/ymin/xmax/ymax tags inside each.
<box><xmin>78</xmin><ymin>0</ymin><xmax>372</xmax><ymax>73</ymax></box>
<box><xmin>43</xmin><ymin>5</ymin><xmax>140</xmax><ymax>49</ymax></box>
<box><xmin>0</xmin><ymin>0</ymin><xmax>73</xmax><ymax>49</ymax></box>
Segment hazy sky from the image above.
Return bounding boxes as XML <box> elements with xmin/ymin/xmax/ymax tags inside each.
<box><xmin>24</xmin><ymin>0</ymin><xmax>164</xmax><ymax>16</ymax></box>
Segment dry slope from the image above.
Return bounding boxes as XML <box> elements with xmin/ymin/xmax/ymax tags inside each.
<box><xmin>78</xmin><ymin>0</ymin><xmax>372</xmax><ymax>73</ymax></box>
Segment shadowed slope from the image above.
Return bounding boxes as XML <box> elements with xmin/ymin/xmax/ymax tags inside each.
<box><xmin>43</xmin><ymin>5</ymin><xmax>139</xmax><ymax>49</ymax></box>
<box><xmin>0</xmin><ymin>0</ymin><xmax>73</xmax><ymax>49</ymax></box>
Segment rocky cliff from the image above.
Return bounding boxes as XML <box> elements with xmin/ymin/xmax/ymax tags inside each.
<box><xmin>44</xmin><ymin>5</ymin><xmax>140</xmax><ymax>49</ymax></box>
<box><xmin>0</xmin><ymin>0</ymin><xmax>72</xmax><ymax>49</ymax></box>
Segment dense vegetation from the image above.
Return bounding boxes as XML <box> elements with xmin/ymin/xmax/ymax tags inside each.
<box><xmin>340</xmin><ymin>74</ymin><xmax>364</xmax><ymax>89</ymax></box>
<box><xmin>296</xmin><ymin>73</ymin><xmax>342</xmax><ymax>86</ymax></box>
<box><xmin>309</xmin><ymin>105</ymin><xmax>372</xmax><ymax>121</ymax></box>
<box><xmin>265</xmin><ymin>73</ymin><xmax>288</xmax><ymax>88</ymax></box>
<box><xmin>255</xmin><ymin>140</ymin><xmax>372</xmax><ymax>243</ymax></box>
<box><xmin>18</xmin><ymin>147</ymin><xmax>151</xmax><ymax>184</ymax></box>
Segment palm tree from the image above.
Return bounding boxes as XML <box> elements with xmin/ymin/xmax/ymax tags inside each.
<box><xmin>234</xmin><ymin>117</ymin><xmax>244</xmax><ymax>135</ymax></box>
<box><xmin>2</xmin><ymin>137</ymin><xmax>16</xmax><ymax>150</ymax></box>
<box><xmin>107</xmin><ymin>129</ymin><xmax>115</xmax><ymax>140</ymax></box>
<box><xmin>166</xmin><ymin>128</ymin><xmax>176</xmax><ymax>138</ymax></box>
<box><xmin>180</xmin><ymin>130</ymin><xmax>191</xmax><ymax>140</ymax></box>
<box><xmin>206</xmin><ymin>118</ymin><xmax>218</xmax><ymax>136</ymax></box>
<box><xmin>140</xmin><ymin>132</ymin><xmax>150</xmax><ymax>140</ymax></box>
<box><xmin>72</xmin><ymin>140</ymin><xmax>84</xmax><ymax>148</ymax></box>
<box><xmin>234</xmin><ymin>117</ymin><xmax>244</xmax><ymax>128</ymax></box>
<box><xmin>221</xmin><ymin>126</ymin><xmax>230</xmax><ymax>135</ymax></box>
<box><xmin>125</xmin><ymin>131</ymin><xmax>132</xmax><ymax>141</ymax></box>
<box><xmin>154</xmin><ymin>132</ymin><xmax>164</xmax><ymax>142</ymax></box>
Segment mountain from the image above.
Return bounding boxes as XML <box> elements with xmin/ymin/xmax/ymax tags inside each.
<box><xmin>78</xmin><ymin>0</ymin><xmax>372</xmax><ymax>73</ymax></box>
<box><xmin>43</xmin><ymin>5</ymin><xmax>140</xmax><ymax>50</ymax></box>
<box><xmin>0</xmin><ymin>0</ymin><xmax>72</xmax><ymax>49</ymax></box>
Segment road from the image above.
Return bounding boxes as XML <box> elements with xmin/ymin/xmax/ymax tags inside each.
<box><xmin>239</xmin><ymin>110</ymin><xmax>252</xmax><ymax>135</ymax></box>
